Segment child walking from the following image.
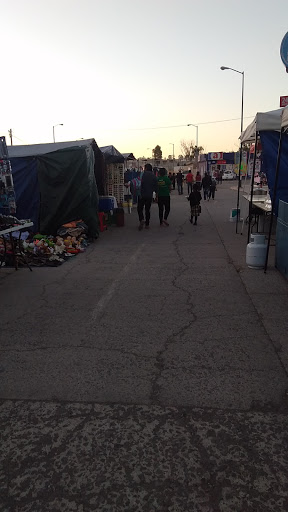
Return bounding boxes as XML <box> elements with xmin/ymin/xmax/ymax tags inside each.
<box><xmin>157</xmin><ymin>168</ymin><xmax>172</xmax><ymax>226</ymax></box>
<box><xmin>188</xmin><ymin>183</ymin><xmax>202</xmax><ymax>225</ymax></box>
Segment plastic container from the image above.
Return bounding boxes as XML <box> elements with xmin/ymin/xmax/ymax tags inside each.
<box><xmin>98</xmin><ymin>197</ymin><xmax>114</xmax><ymax>212</ymax></box>
<box><xmin>246</xmin><ymin>234</ymin><xmax>267</xmax><ymax>269</ymax></box>
<box><xmin>114</xmin><ymin>208</ymin><xmax>125</xmax><ymax>227</ymax></box>
<box><xmin>230</xmin><ymin>208</ymin><xmax>240</xmax><ymax>222</ymax></box>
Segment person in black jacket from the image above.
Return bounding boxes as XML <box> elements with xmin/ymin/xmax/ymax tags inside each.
<box><xmin>137</xmin><ymin>163</ymin><xmax>158</xmax><ymax>230</ymax></box>
<box><xmin>176</xmin><ymin>170</ymin><xmax>184</xmax><ymax>195</ymax></box>
<box><xmin>202</xmin><ymin>173</ymin><xmax>212</xmax><ymax>200</ymax></box>
<box><xmin>209</xmin><ymin>177</ymin><xmax>217</xmax><ymax>200</ymax></box>
<box><xmin>188</xmin><ymin>183</ymin><xmax>202</xmax><ymax>225</ymax></box>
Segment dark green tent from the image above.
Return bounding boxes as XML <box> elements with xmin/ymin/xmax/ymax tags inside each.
<box><xmin>9</xmin><ymin>139</ymin><xmax>102</xmax><ymax>237</ymax></box>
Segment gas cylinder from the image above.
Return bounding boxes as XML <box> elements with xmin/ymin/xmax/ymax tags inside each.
<box><xmin>246</xmin><ymin>234</ymin><xmax>267</xmax><ymax>269</ymax></box>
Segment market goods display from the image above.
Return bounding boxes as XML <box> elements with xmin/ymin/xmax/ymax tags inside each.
<box><xmin>0</xmin><ymin>220</ymin><xmax>89</xmax><ymax>268</ymax></box>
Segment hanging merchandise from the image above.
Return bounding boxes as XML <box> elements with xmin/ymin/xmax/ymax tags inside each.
<box><xmin>0</xmin><ymin>136</ymin><xmax>17</xmax><ymax>215</ymax></box>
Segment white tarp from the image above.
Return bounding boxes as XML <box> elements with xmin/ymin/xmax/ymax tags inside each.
<box><xmin>7</xmin><ymin>139</ymin><xmax>95</xmax><ymax>158</ymax></box>
<box><xmin>281</xmin><ymin>106</ymin><xmax>288</xmax><ymax>128</ymax></box>
<box><xmin>240</xmin><ymin>108</ymin><xmax>283</xmax><ymax>143</ymax></box>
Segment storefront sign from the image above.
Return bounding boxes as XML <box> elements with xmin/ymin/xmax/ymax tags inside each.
<box><xmin>208</xmin><ymin>152</ymin><xmax>223</xmax><ymax>160</ymax></box>
<box><xmin>280</xmin><ymin>32</ymin><xmax>288</xmax><ymax>70</ymax></box>
<box><xmin>280</xmin><ymin>95</ymin><xmax>288</xmax><ymax>107</ymax></box>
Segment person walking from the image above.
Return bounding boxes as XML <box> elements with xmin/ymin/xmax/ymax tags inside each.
<box><xmin>157</xmin><ymin>168</ymin><xmax>172</xmax><ymax>227</ymax></box>
<box><xmin>172</xmin><ymin>173</ymin><xmax>176</xmax><ymax>190</ymax></box>
<box><xmin>202</xmin><ymin>172</ymin><xmax>212</xmax><ymax>200</ymax></box>
<box><xmin>176</xmin><ymin>170</ymin><xmax>184</xmax><ymax>195</ymax></box>
<box><xmin>137</xmin><ymin>163</ymin><xmax>158</xmax><ymax>230</ymax></box>
<box><xmin>186</xmin><ymin>169</ymin><xmax>194</xmax><ymax>195</ymax></box>
<box><xmin>188</xmin><ymin>183</ymin><xmax>202</xmax><ymax>225</ymax></box>
<box><xmin>195</xmin><ymin>171</ymin><xmax>202</xmax><ymax>191</ymax></box>
<box><xmin>209</xmin><ymin>176</ymin><xmax>217</xmax><ymax>200</ymax></box>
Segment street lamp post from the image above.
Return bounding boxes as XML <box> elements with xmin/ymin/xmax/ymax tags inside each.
<box><xmin>169</xmin><ymin>143</ymin><xmax>174</xmax><ymax>160</ymax></box>
<box><xmin>220</xmin><ymin>66</ymin><xmax>244</xmax><ymax>233</ymax></box>
<box><xmin>147</xmin><ymin>147</ymin><xmax>153</xmax><ymax>161</ymax></box>
<box><xmin>169</xmin><ymin>143</ymin><xmax>175</xmax><ymax>174</ymax></box>
<box><xmin>187</xmin><ymin>123</ymin><xmax>199</xmax><ymax>148</ymax></box>
<box><xmin>53</xmin><ymin>123</ymin><xmax>63</xmax><ymax>143</ymax></box>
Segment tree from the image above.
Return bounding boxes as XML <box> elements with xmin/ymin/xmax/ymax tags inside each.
<box><xmin>153</xmin><ymin>145</ymin><xmax>162</xmax><ymax>160</ymax></box>
<box><xmin>180</xmin><ymin>140</ymin><xmax>204</xmax><ymax>160</ymax></box>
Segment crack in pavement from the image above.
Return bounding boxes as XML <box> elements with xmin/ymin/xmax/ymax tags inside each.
<box><xmin>149</xmin><ymin>223</ymin><xmax>198</xmax><ymax>404</ymax></box>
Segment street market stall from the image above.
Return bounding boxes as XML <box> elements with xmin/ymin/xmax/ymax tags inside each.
<box><xmin>240</xmin><ymin>106</ymin><xmax>288</xmax><ymax>273</ymax></box>
<box><xmin>8</xmin><ymin>139</ymin><xmax>101</xmax><ymax>238</ymax></box>
<box><xmin>100</xmin><ymin>145</ymin><xmax>125</xmax><ymax>206</ymax></box>
<box><xmin>240</xmin><ymin>109</ymin><xmax>283</xmax><ymax>241</ymax></box>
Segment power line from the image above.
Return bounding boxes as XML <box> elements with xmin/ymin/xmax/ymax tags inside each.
<box><xmin>197</xmin><ymin>116</ymin><xmax>254</xmax><ymax>125</ymax></box>
<box><xmin>128</xmin><ymin>116</ymin><xmax>254</xmax><ymax>131</ymax></box>
<box><xmin>12</xmin><ymin>134</ymin><xmax>28</xmax><ymax>144</ymax></box>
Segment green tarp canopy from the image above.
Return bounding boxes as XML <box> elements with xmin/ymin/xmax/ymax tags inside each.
<box><xmin>9</xmin><ymin>140</ymin><xmax>100</xmax><ymax>237</ymax></box>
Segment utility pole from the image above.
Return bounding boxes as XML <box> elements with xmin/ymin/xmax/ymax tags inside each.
<box><xmin>8</xmin><ymin>129</ymin><xmax>13</xmax><ymax>146</ymax></box>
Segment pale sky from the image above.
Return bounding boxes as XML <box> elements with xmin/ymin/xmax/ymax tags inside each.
<box><xmin>1</xmin><ymin>0</ymin><xmax>288</xmax><ymax>158</ymax></box>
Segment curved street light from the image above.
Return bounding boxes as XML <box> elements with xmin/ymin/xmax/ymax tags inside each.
<box><xmin>53</xmin><ymin>123</ymin><xmax>63</xmax><ymax>143</ymax></box>
<box><xmin>187</xmin><ymin>123</ymin><xmax>198</xmax><ymax>148</ymax></box>
<box><xmin>221</xmin><ymin>66</ymin><xmax>245</xmax><ymax>233</ymax></box>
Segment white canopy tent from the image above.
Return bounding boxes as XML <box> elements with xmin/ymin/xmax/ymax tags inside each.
<box><xmin>240</xmin><ymin>108</ymin><xmax>283</xmax><ymax>143</ymax></box>
<box><xmin>239</xmin><ymin>105</ymin><xmax>288</xmax><ymax>271</ymax></box>
<box><xmin>281</xmin><ymin>106</ymin><xmax>288</xmax><ymax>128</ymax></box>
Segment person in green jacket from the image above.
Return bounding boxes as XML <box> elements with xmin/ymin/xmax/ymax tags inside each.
<box><xmin>157</xmin><ymin>168</ymin><xmax>172</xmax><ymax>226</ymax></box>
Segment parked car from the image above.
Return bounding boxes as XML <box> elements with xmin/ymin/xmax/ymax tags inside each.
<box><xmin>222</xmin><ymin>171</ymin><xmax>235</xmax><ymax>180</ymax></box>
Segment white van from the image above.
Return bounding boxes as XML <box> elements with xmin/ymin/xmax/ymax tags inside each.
<box><xmin>222</xmin><ymin>171</ymin><xmax>235</xmax><ymax>180</ymax></box>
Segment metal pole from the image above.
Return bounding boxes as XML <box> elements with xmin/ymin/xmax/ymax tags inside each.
<box><xmin>53</xmin><ymin>126</ymin><xmax>55</xmax><ymax>143</ymax></box>
<box><xmin>264</xmin><ymin>129</ymin><xmax>283</xmax><ymax>272</ymax></box>
<box><xmin>8</xmin><ymin>129</ymin><xmax>13</xmax><ymax>146</ymax></box>
<box><xmin>247</xmin><ymin>132</ymin><xmax>259</xmax><ymax>244</ymax></box>
<box><xmin>236</xmin><ymin>72</ymin><xmax>244</xmax><ymax>233</ymax></box>
<box><xmin>236</xmin><ymin>143</ymin><xmax>243</xmax><ymax>233</ymax></box>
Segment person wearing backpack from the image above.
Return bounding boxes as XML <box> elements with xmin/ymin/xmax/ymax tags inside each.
<box><xmin>188</xmin><ymin>183</ymin><xmax>202</xmax><ymax>225</ymax></box>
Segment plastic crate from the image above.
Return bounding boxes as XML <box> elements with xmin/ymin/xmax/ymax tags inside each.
<box><xmin>98</xmin><ymin>197</ymin><xmax>114</xmax><ymax>212</ymax></box>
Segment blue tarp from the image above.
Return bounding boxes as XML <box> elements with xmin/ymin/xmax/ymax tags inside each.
<box><xmin>10</xmin><ymin>157</ymin><xmax>40</xmax><ymax>230</ymax></box>
<box><xmin>260</xmin><ymin>131</ymin><xmax>288</xmax><ymax>215</ymax></box>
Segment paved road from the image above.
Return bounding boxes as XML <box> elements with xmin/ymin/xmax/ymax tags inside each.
<box><xmin>1</xmin><ymin>182</ymin><xmax>288</xmax><ymax>511</ymax></box>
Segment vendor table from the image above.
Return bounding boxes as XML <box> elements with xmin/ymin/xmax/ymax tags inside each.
<box><xmin>242</xmin><ymin>195</ymin><xmax>272</xmax><ymax>233</ymax></box>
<box><xmin>0</xmin><ymin>222</ymin><xmax>34</xmax><ymax>271</ymax></box>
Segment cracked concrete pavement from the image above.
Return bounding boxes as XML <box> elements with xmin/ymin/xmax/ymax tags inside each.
<box><xmin>1</xmin><ymin>182</ymin><xmax>288</xmax><ymax>511</ymax></box>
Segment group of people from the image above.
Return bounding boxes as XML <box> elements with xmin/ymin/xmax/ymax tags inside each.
<box><xmin>137</xmin><ymin>164</ymin><xmax>171</xmax><ymax>230</ymax></box>
<box><xmin>201</xmin><ymin>172</ymin><xmax>217</xmax><ymax>201</ymax></box>
<box><xmin>136</xmin><ymin>164</ymin><xmax>204</xmax><ymax>229</ymax></box>
<box><xmin>167</xmin><ymin>170</ymin><xmax>193</xmax><ymax>195</ymax></box>
<box><xmin>167</xmin><ymin>169</ymin><xmax>217</xmax><ymax>201</ymax></box>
